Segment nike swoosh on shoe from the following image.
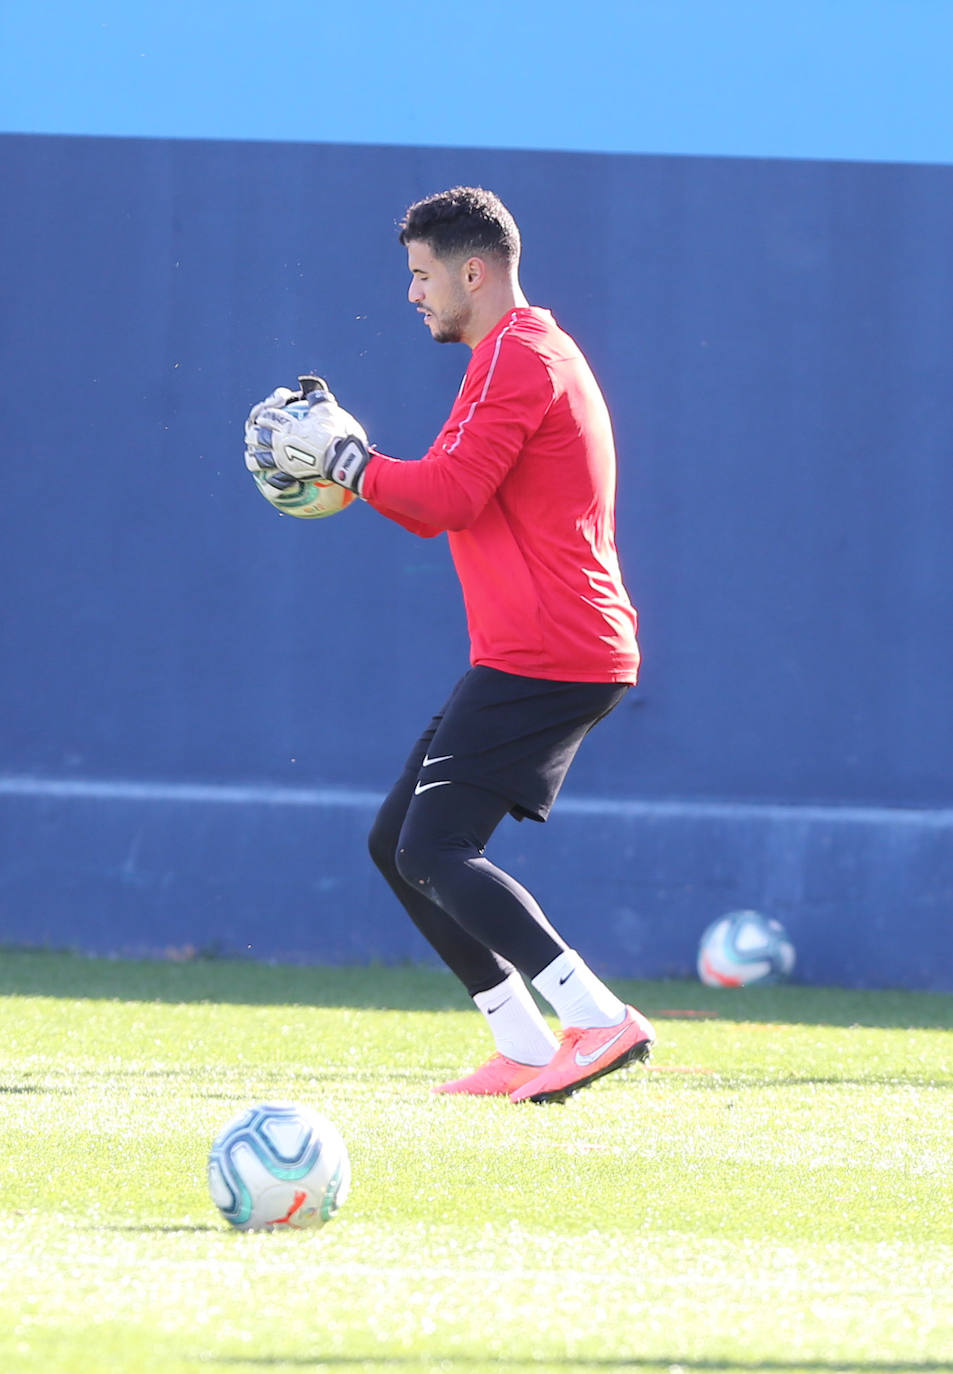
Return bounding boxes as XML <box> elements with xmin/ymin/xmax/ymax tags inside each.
<box><xmin>573</xmin><ymin>1023</ymin><xmax>632</xmax><ymax>1067</ymax></box>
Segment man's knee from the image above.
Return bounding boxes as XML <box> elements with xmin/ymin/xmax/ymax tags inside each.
<box><xmin>393</xmin><ymin>831</ymin><xmax>434</xmax><ymax>891</ymax></box>
<box><xmin>368</xmin><ymin>805</ymin><xmax>400</xmax><ymax>877</ymax></box>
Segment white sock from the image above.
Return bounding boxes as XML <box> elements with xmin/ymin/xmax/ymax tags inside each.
<box><xmin>473</xmin><ymin>971</ymin><xmax>558</xmax><ymax>1066</ymax></box>
<box><xmin>531</xmin><ymin>949</ymin><xmax>626</xmax><ymax>1030</ymax></box>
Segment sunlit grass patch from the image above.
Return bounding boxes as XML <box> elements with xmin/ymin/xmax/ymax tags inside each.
<box><xmin>0</xmin><ymin>950</ymin><xmax>950</xmax><ymax>1373</ymax></box>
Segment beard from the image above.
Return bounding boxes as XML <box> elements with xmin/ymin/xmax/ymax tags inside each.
<box><xmin>430</xmin><ymin>317</ymin><xmax>463</xmax><ymax>344</ymax></box>
<box><xmin>428</xmin><ymin>286</ymin><xmax>471</xmax><ymax>344</ymax></box>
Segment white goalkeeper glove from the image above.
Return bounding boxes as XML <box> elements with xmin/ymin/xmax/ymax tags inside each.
<box><xmin>247</xmin><ymin>377</ymin><xmax>372</xmax><ymax>495</ymax></box>
<box><xmin>244</xmin><ymin>382</ymin><xmax>309</xmax><ymax>478</ymax></box>
<box><xmin>245</xmin><ymin>384</ymin><xmax>299</xmax><ymax>432</ymax></box>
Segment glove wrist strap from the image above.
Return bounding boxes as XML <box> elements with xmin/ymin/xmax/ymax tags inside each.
<box><xmin>328</xmin><ymin>436</ymin><xmax>372</xmax><ymax>494</ymax></box>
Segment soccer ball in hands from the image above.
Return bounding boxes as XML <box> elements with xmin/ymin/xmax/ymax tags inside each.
<box><xmin>697</xmin><ymin>909</ymin><xmax>796</xmax><ymax>987</ymax></box>
<box><xmin>252</xmin><ymin>469</ymin><xmax>357</xmax><ymax>520</ymax></box>
<box><xmin>248</xmin><ymin>387</ymin><xmax>358</xmax><ymax>519</ymax></box>
<box><xmin>208</xmin><ymin>1101</ymin><xmax>351</xmax><ymax>1231</ymax></box>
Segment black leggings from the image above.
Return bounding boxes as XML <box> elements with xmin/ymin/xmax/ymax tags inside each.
<box><xmin>368</xmin><ymin>769</ymin><xmax>566</xmax><ymax>997</ymax></box>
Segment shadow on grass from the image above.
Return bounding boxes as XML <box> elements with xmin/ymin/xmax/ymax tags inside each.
<box><xmin>205</xmin><ymin>1358</ymin><xmax>953</xmax><ymax>1371</ymax></box>
<box><xmin>2</xmin><ymin>1066</ymin><xmax>438</xmax><ymax>1094</ymax></box>
<box><xmin>89</xmin><ymin>1223</ymin><xmax>222</xmax><ymax>1234</ymax></box>
<box><xmin>0</xmin><ymin>949</ymin><xmax>469</xmax><ymax>1012</ymax></box>
<box><xmin>0</xmin><ymin>948</ymin><xmax>951</xmax><ymax>1029</ymax></box>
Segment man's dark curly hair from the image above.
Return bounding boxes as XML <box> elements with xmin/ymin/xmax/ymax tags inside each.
<box><xmin>399</xmin><ymin>186</ymin><xmax>521</xmax><ymax>266</ymax></box>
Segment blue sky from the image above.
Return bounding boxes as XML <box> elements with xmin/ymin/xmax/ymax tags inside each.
<box><xmin>2</xmin><ymin>0</ymin><xmax>952</xmax><ymax>164</ymax></box>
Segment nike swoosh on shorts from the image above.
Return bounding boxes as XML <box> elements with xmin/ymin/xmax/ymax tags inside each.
<box><xmin>414</xmin><ymin>779</ymin><xmax>452</xmax><ymax>795</ymax></box>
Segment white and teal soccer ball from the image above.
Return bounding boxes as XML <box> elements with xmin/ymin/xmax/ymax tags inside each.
<box><xmin>252</xmin><ymin>467</ymin><xmax>358</xmax><ymax>519</ymax></box>
<box><xmin>697</xmin><ymin>909</ymin><xmax>796</xmax><ymax>987</ymax></box>
<box><xmin>208</xmin><ymin>1101</ymin><xmax>350</xmax><ymax>1231</ymax></box>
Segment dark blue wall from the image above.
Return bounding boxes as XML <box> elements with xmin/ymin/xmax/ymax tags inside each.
<box><xmin>1</xmin><ymin>134</ymin><xmax>951</xmax><ymax>987</ymax></box>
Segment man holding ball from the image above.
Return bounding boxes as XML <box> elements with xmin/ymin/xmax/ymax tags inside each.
<box><xmin>245</xmin><ymin>186</ymin><xmax>654</xmax><ymax>1104</ymax></box>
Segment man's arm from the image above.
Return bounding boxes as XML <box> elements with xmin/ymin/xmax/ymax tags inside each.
<box><xmin>248</xmin><ymin>339</ymin><xmax>553</xmax><ymax>533</ymax></box>
<box><xmin>362</xmin><ymin>338</ymin><xmax>553</xmax><ymax>530</ymax></box>
<box><xmin>366</xmin><ymin>481</ymin><xmax>444</xmax><ymax>539</ymax></box>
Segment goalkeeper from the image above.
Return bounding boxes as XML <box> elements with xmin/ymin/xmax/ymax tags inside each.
<box><xmin>245</xmin><ymin>186</ymin><xmax>655</xmax><ymax>1104</ymax></box>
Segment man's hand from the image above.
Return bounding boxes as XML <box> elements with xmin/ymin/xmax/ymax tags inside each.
<box><xmin>244</xmin><ymin>385</ymin><xmax>300</xmax><ymax>469</ymax></box>
<box><xmin>248</xmin><ymin>379</ymin><xmax>373</xmax><ymax>495</ymax></box>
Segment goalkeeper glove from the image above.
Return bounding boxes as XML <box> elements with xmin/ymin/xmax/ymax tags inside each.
<box><xmin>248</xmin><ymin>379</ymin><xmax>372</xmax><ymax>495</ymax></box>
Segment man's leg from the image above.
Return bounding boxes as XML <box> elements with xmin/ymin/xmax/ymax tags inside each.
<box><xmin>395</xmin><ymin>781</ymin><xmax>655</xmax><ymax>1104</ymax></box>
<box><xmin>394</xmin><ymin>781</ymin><xmax>567</xmax><ymax>974</ymax></box>
<box><xmin>368</xmin><ymin>670</ymin><xmax>655</xmax><ymax>1100</ymax></box>
<box><xmin>368</xmin><ymin>752</ymin><xmax>558</xmax><ymax>1087</ymax></box>
<box><xmin>368</xmin><ymin>766</ymin><xmax>509</xmax><ymax>995</ymax></box>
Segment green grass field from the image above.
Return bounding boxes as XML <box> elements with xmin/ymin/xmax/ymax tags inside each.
<box><xmin>0</xmin><ymin>950</ymin><xmax>950</xmax><ymax>1373</ymax></box>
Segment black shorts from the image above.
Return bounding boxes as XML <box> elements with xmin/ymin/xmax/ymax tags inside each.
<box><xmin>404</xmin><ymin>666</ymin><xmax>630</xmax><ymax>823</ymax></box>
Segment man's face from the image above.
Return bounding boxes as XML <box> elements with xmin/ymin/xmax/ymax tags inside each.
<box><xmin>406</xmin><ymin>240</ymin><xmax>471</xmax><ymax>344</ymax></box>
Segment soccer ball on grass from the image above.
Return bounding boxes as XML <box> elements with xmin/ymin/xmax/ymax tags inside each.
<box><xmin>697</xmin><ymin>909</ymin><xmax>795</xmax><ymax>987</ymax></box>
<box><xmin>208</xmin><ymin>1101</ymin><xmax>350</xmax><ymax>1231</ymax></box>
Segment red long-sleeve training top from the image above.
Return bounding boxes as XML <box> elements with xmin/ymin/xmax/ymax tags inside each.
<box><xmin>361</xmin><ymin>306</ymin><xmax>640</xmax><ymax>684</ymax></box>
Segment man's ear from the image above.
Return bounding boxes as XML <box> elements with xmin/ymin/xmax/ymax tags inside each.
<box><xmin>462</xmin><ymin>255</ymin><xmax>487</xmax><ymax>292</ymax></box>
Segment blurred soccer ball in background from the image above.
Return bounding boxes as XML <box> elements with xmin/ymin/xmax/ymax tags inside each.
<box><xmin>697</xmin><ymin>909</ymin><xmax>796</xmax><ymax>987</ymax></box>
<box><xmin>208</xmin><ymin>1101</ymin><xmax>351</xmax><ymax>1231</ymax></box>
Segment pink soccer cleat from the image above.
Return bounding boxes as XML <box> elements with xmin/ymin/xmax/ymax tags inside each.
<box><xmin>510</xmin><ymin>1005</ymin><xmax>656</xmax><ymax>1104</ymax></box>
<box><xmin>432</xmin><ymin>1053</ymin><xmax>542</xmax><ymax>1097</ymax></box>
